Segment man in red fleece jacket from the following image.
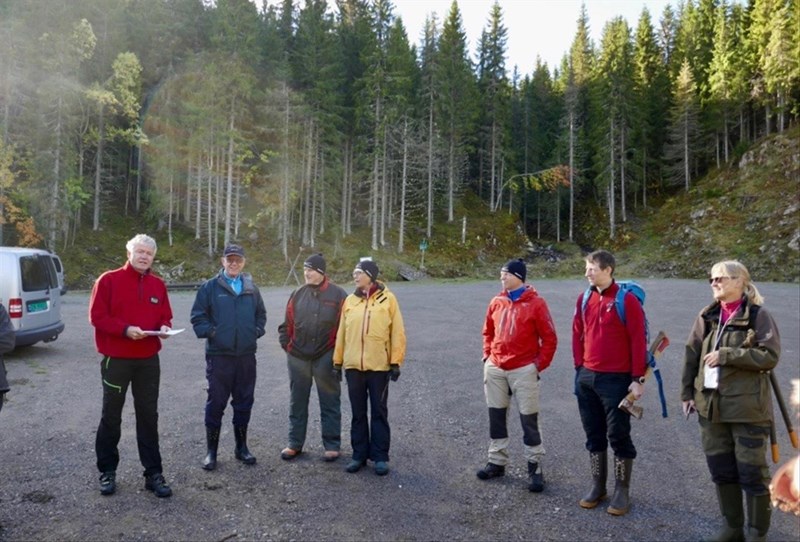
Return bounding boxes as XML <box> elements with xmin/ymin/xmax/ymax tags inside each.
<box><xmin>572</xmin><ymin>249</ymin><xmax>646</xmax><ymax>516</ymax></box>
<box><xmin>477</xmin><ymin>258</ymin><xmax>557</xmax><ymax>493</ymax></box>
<box><xmin>89</xmin><ymin>234</ymin><xmax>174</xmax><ymax>498</ymax></box>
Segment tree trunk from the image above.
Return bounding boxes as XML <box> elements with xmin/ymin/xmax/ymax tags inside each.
<box><xmin>49</xmin><ymin>96</ymin><xmax>63</xmax><ymax>250</ymax></box>
<box><xmin>447</xmin><ymin>122</ymin><xmax>455</xmax><ymax>222</ymax></box>
<box><xmin>224</xmin><ymin>105</ymin><xmax>235</xmax><ymax>247</ymax></box>
<box><xmin>380</xmin><ymin>128</ymin><xmax>387</xmax><ymax>247</ymax></box>
<box><xmin>568</xmin><ymin>111</ymin><xmax>574</xmax><ymax>242</ymax></box>
<box><xmin>683</xmin><ymin>111</ymin><xmax>690</xmax><ymax>191</ymax></box>
<box><xmin>426</xmin><ymin>98</ymin><xmax>433</xmax><ymax>238</ymax></box>
<box><xmin>398</xmin><ymin>119</ymin><xmax>408</xmax><ymax>253</ymax></box>
<box><xmin>281</xmin><ymin>82</ymin><xmax>290</xmax><ymax>260</ymax></box>
<box><xmin>92</xmin><ymin>104</ymin><xmax>104</xmax><ymax>231</ymax></box>
<box><xmin>168</xmin><ymin>173</ymin><xmax>174</xmax><ymax>246</ymax></box>
<box><xmin>340</xmin><ymin>140</ymin><xmax>349</xmax><ymax>238</ymax></box>
<box><xmin>207</xmin><ymin>147</ymin><xmax>214</xmax><ymax>256</ymax></box>
<box><xmin>609</xmin><ymin>117</ymin><xmax>616</xmax><ymax>241</ymax></box>
<box><xmin>620</xmin><ymin>123</ymin><xmax>626</xmax><ymax>224</ymax></box>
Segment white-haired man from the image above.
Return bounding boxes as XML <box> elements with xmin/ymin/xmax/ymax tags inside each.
<box><xmin>89</xmin><ymin>234</ymin><xmax>174</xmax><ymax>498</ymax></box>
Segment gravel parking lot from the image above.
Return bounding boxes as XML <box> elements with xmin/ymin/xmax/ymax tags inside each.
<box><xmin>1</xmin><ymin>278</ymin><xmax>798</xmax><ymax>541</ymax></box>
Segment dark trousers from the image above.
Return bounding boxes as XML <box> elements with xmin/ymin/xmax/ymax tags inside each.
<box><xmin>346</xmin><ymin>369</ymin><xmax>390</xmax><ymax>462</ymax></box>
<box><xmin>205</xmin><ymin>354</ymin><xmax>257</xmax><ymax>428</ymax></box>
<box><xmin>575</xmin><ymin>368</ymin><xmax>637</xmax><ymax>458</ymax></box>
<box><xmin>96</xmin><ymin>355</ymin><xmax>162</xmax><ymax>476</ymax></box>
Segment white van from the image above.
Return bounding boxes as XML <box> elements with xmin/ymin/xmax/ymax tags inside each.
<box><xmin>0</xmin><ymin>247</ymin><xmax>65</xmax><ymax>348</ymax></box>
<box><xmin>50</xmin><ymin>253</ymin><xmax>67</xmax><ymax>294</ymax></box>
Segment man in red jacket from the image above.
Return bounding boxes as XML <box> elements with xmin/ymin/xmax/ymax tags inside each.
<box><xmin>89</xmin><ymin>234</ymin><xmax>174</xmax><ymax>498</ymax></box>
<box><xmin>477</xmin><ymin>259</ymin><xmax>558</xmax><ymax>492</ymax></box>
<box><xmin>572</xmin><ymin>250</ymin><xmax>646</xmax><ymax>516</ymax></box>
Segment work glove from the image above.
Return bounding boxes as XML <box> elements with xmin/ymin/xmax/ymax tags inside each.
<box><xmin>333</xmin><ymin>366</ymin><xmax>342</xmax><ymax>382</ymax></box>
<box><xmin>389</xmin><ymin>364</ymin><xmax>400</xmax><ymax>382</ymax></box>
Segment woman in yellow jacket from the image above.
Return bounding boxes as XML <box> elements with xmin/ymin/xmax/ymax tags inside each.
<box><xmin>333</xmin><ymin>259</ymin><xmax>406</xmax><ymax>475</ymax></box>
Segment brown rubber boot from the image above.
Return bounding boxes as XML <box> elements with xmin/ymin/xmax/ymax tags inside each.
<box><xmin>606</xmin><ymin>456</ymin><xmax>632</xmax><ymax>516</ymax></box>
<box><xmin>579</xmin><ymin>451</ymin><xmax>607</xmax><ymax>509</ymax></box>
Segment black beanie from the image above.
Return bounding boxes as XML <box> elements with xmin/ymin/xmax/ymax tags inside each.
<box><xmin>304</xmin><ymin>253</ymin><xmax>326</xmax><ymax>275</ymax></box>
<box><xmin>355</xmin><ymin>259</ymin><xmax>379</xmax><ymax>280</ymax></box>
<box><xmin>502</xmin><ymin>258</ymin><xmax>527</xmax><ymax>282</ymax></box>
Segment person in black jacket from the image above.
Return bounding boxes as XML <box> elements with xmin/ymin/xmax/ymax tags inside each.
<box><xmin>278</xmin><ymin>253</ymin><xmax>347</xmax><ymax>461</ymax></box>
<box><xmin>191</xmin><ymin>244</ymin><xmax>267</xmax><ymax>470</ymax></box>
<box><xmin>0</xmin><ymin>303</ymin><xmax>15</xmax><ymax>413</ymax></box>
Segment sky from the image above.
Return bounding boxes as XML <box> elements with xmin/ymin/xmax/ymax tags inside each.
<box><xmin>393</xmin><ymin>0</ymin><xmax>674</xmax><ymax>75</ymax></box>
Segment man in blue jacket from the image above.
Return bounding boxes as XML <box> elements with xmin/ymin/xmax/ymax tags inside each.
<box><xmin>191</xmin><ymin>244</ymin><xmax>267</xmax><ymax>470</ymax></box>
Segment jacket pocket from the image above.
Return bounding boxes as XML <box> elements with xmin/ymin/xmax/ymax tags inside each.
<box><xmin>366</xmin><ymin>305</ymin><xmax>390</xmax><ymax>339</ymax></box>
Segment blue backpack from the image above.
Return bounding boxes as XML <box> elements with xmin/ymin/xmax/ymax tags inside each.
<box><xmin>581</xmin><ymin>280</ymin><xmax>668</xmax><ymax>418</ymax></box>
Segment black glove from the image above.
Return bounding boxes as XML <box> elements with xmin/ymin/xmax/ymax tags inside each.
<box><xmin>333</xmin><ymin>366</ymin><xmax>342</xmax><ymax>382</ymax></box>
<box><xmin>389</xmin><ymin>364</ymin><xmax>400</xmax><ymax>382</ymax></box>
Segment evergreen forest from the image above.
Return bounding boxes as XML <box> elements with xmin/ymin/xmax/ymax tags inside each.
<box><xmin>0</xmin><ymin>0</ymin><xmax>797</xmax><ymax>269</ymax></box>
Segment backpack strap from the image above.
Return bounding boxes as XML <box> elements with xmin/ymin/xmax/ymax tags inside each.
<box><xmin>748</xmin><ymin>303</ymin><xmax>760</xmax><ymax>331</ymax></box>
<box><xmin>614</xmin><ymin>288</ymin><xmax>628</xmax><ymax>326</ymax></box>
<box><xmin>581</xmin><ymin>287</ymin><xmax>592</xmax><ymax>313</ymax></box>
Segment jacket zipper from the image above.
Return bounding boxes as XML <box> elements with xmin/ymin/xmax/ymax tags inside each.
<box><xmin>360</xmin><ymin>298</ymin><xmax>370</xmax><ymax>371</ymax></box>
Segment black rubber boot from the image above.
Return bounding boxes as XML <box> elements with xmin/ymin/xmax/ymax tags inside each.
<box><xmin>744</xmin><ymin>493</ymin><xmax>771</xmax><ymax>542</ymax></box>
<box><xmin>203</xmin><ymin>426</ymin><xmax>220</xmax><ymax>471</ymax></box>
<box><xmin>527</xmin><ymin>462</ymin><xmax>544</xmax><ymax>492</ymax></box>
<box><xmin>234</xmin><ymin>425</ymin><xmax>256</xmax><ymax>465</ymax></box>
<box><xmin>708</xmin><ymin>484</ymin><xmax>744</xmax><ymax>542</ymax></box>
<box><xmin>476</xmin><ymin>462</ymin><xmax>505</xmax><ymax>480</ymax></box>
<box><xmin>579</xmin><ymin>451</ymin><xmax>607</xmax><ymax>509</ymax></box>
<box><xmin>607</xmin><ymin>457</ymin><xmax>632</xmax><ymax>516</ymax></box>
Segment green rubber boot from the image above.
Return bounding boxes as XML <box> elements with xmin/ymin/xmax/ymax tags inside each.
<box><xmin>708</xmin><ymin>484</ymin><xmax>744</xmax><ymax>542</ymax></box>
<box><xmin>744</xmin><ymin>493</ymin><xmax>771</xmax><ymax>542</ymax></box>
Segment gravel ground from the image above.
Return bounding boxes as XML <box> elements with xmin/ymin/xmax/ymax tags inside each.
<box><xmin>0</xmin><ymin>278</ymin><xmax>798</xmax><ymax>542</ymax></box>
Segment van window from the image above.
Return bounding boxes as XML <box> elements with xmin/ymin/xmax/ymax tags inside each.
<box><xmin>20</xmin><ymin>255</ymin><xmax>58</xmax><ymax>291</ymax></box>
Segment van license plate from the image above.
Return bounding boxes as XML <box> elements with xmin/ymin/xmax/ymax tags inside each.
<box><xmin>27</xmin><ymin>300</ymin><xmax>48</xmax><ymax>313</ymax></box>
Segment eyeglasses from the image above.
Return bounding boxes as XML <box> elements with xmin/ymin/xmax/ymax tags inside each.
<box><xmin>708</xmin><ymin>276</ymin><xmax>735</xmax><ymax>284</ymax></box>
<box><xmin>225</xmin><ymin>257</ymin><xmax>244</xmax><ymax>265</ymax></box>
<box><xmin>352</xmin><ymin>270</ymin><xmax>365</xmax><ymax>278</ymax></box>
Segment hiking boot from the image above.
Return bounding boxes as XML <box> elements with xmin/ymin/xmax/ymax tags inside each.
<box><xmin>607</xmin><ymin>457</ymin><xmax>632</xmax><ymax>516</ymax></box>
<box><xmin>476</xmin><ymin>462</ymin><xmax>505</xmax><ymax>480</ymax></box>
<box><xmin>527</xmin><ymin>462</ymin><xmax>544</xmax><ymax>492</ymax></box>
<box><xmin>144</xmin><ymin>473</ymin><xmax>172</xmax><ymax>498</ymax></box>
<box><xmin>579</xmin><ymin>451</ymin><xmax>608</xmax><ymax>509</ymax></box>
<box><xmin>203</xmin><ymin>426</ymin><xmax>220</xmax><ymax>471</ymax></box>
<box><xmin>234</xmin><ymin>425</ymin><xmax>256</xmax><ymax>465</ymax></box>
<box><xmin>374</xmin><ymin>461</ymin><xmax>389</xmax><ymax>476</ymax></box>
<box><xmin>345</xmin><ymin>459</ymin><xmax>366</xmax><ymax>473</ymax></box>
<box><xmin>99</xmin><ymin>471</ymin><xmax>116</xmax><ymax>496</ymax></box>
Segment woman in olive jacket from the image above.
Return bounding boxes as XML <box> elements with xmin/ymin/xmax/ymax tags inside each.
<box><xmin>681</xmin><ymin>260</ymin><xmax>781</xmax><ymax>542</ymax></box>
<box><xmin>333</xmin><ymin>259</ymin><xmax>406</xmax><ymax>476</ymax></box>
